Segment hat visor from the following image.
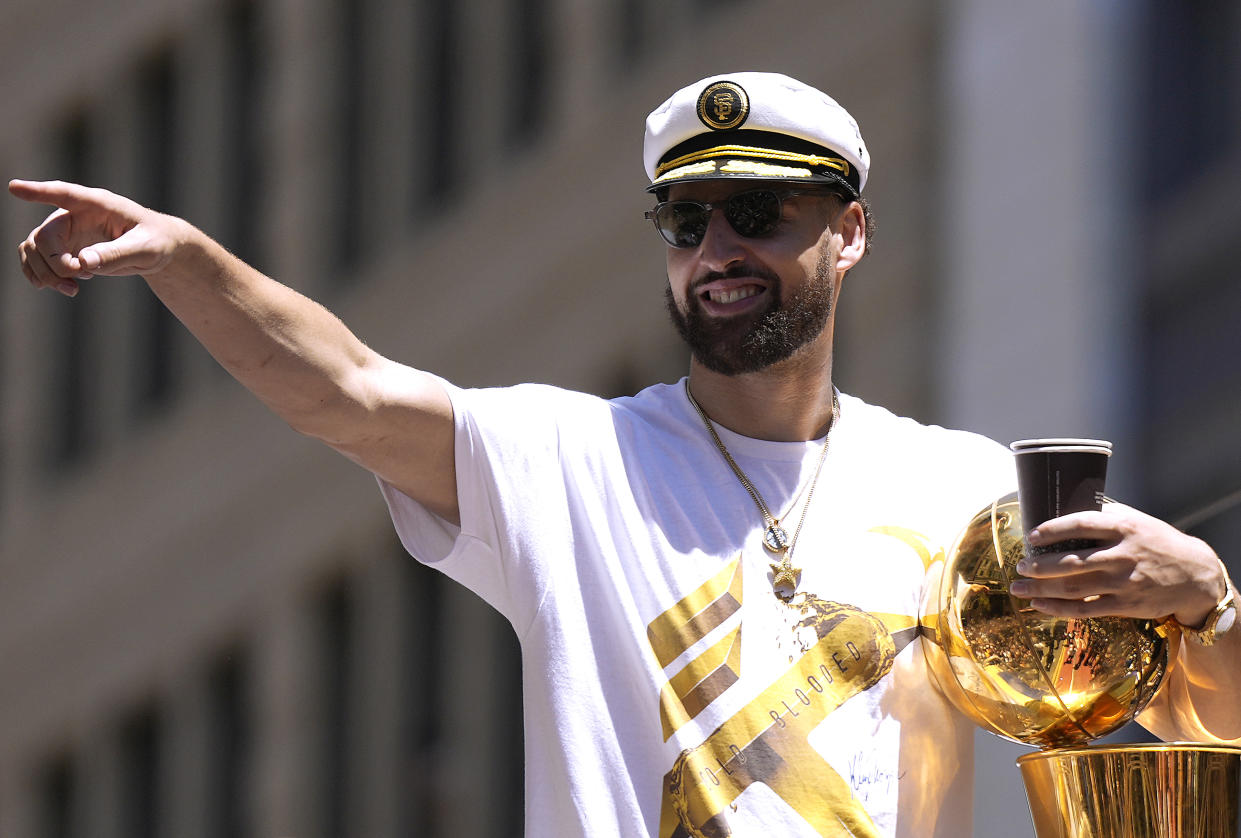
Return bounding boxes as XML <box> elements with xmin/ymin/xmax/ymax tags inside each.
<box><xmin>647</xmin><ymin>157</ymin><xmax>856</xmax><ymax>196</ymax></box>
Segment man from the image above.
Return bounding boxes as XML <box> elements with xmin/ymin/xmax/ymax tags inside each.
<box><xmin>12</xmin><ymin>72</ymin><xmax>1238</xmax><ymax>837</ymax></box>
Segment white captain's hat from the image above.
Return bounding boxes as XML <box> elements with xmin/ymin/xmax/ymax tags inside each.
<box><xmin>643</xmin><ymin>72</ymin><xmax>870</xmax><ymax>197</ymax></box>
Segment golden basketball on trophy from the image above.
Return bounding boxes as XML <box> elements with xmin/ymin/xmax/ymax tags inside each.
<box><xmin>921</xmin><ymin>439</ymin><xmax>1241</xmax><ymax>838</ymax></box>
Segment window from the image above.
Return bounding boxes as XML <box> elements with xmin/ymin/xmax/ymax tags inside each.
<box><xmin>316</xmin><ymin>578</ymin><xmax>356</xmax><ymax>838</ymax></box>
<box><xmin>489</xmin><ymin>602</ymin><xmax>524</xmax><ymax>832</ymax></box>
<box><xmin>395</xmin><ymin>551</ymin><xmax>525</xmax><ymax>837</ymax></box>
<box><xmin>417</xmin><ymin>0</ymin><xmax>459</xmax><ymax>204</ymax></box>
<box><xmin>222</xmin><ymin>0</ymin><xmax>266</xmax><ymax>269</ymax></box>
<box><xmin>612</xmin><ymin>0</ymin><xmax>647</xmax><ymax>65</ymax></box>
<box><xmin>48</xmin><ymin>112</ymin><xmax>96</xmax><ymax>469</ymax></box>
<box><xmin>1134</xmin><ymin>0</ymin><xmax>1241</xmax><ymax>554</ymax></box>
<box><xmin>118</xmin><ymin>706</ymin><xmax>163</xmax><ymax>838</ymax></box>
<box><xmin>205</xmin><ymin>648</ymin><xmax>252</xmax><ymax>838</ymax></box>
<box><xmin>332</xmin><ymin>0</ymin><xmax>366</xmax><ymax>274</ymax></box>
<box><xmin>508</xmin><ymin>0</ymin><xmax>553</xmax><ymax>148</ymax></box>
<box><xmin>1140</xmin><ymin>0</ymin><xmax>1239</xmax><ymax>203</ymax></box>
<box><xmin>397</xmin><ymin>557</ymin><xmax>444</xmax><ymax>837</ymax></box>
<box><xmin>36</xmin><ymin>754</ymin><xmax>79</xmax><ymax>838</ymax></box>
<box><xmin>133</xmin><ymin>49</ymin><xmax>180</xmax><ymax>414</ymax></box>
<box><xmin>1138</xmin><ymin>261</ymin><xmax>1241</xmax><ymax>521</ymax></box>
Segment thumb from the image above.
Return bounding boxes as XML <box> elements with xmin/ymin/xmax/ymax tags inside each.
<box><xmin>77</xmin><ymin>224</ymin><xmax>172</xmax><ymax>277</ymax></box>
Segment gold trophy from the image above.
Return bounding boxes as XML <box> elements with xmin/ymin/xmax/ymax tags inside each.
<box><xmin>922</xmin><ymin>484</ymin><xmax>1241</xmax><ymax>837</ymax></box>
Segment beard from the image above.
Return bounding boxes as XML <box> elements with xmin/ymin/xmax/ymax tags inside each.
<box><xmin>665</xmin><ymin>248</ymin><xmax>835</xmax><ymax>376</ymax></box>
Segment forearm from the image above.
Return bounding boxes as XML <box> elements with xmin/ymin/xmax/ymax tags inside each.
<box><xmin>143</xmin><ymin>219</ymin><xmax>381</xmax><ymax>440</ymax></box>
<box><xmin>1140</xmin><ymin>556</ymin><xmax>1241</xmax><ymax>743</ymax></box>
<box><xmin>1139</xmin><ymin>628</ymin><xmax>1241</xmax><ymax>744</ymax></box>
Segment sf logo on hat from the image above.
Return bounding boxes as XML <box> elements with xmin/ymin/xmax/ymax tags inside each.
<box><xmin>697</xmin><ymin>81</ymin><xmax>749</xmax><ymax>131</ymax></box>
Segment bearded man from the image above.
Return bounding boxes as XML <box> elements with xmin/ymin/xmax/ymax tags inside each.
<box><xmin>12</xmin><ymin>72</ymin><xmax>1238</xmax><ymax>837</ymax></box>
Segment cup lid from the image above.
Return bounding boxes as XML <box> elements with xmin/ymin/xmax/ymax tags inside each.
<box><xmin>1010</xmin><ymin>438</ymin><xmax>1112</xmax><ymax>455</ymax></box>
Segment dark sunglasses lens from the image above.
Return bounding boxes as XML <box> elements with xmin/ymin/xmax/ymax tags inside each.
<box><xmin>656</xmin><ymin>202</ymin><xmax>711</xmax><ymax>248</ymax></box>
<box><xmin>652</xmin><ymin>190</ymin><xmax>785</xmax><ymax>247</ymax></box>
<box><xmin>724</xmin><ymin>190</ymin><xmax>782</xmax><ymax>238</ymax></box>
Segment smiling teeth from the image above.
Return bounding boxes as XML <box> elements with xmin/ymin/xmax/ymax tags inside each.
<box><xmin>709</xmin><ymin>287</ymin><xmax>759</xmax><ymax>304</ymax></box>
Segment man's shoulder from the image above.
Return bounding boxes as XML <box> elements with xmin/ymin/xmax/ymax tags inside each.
<box><xmin>609</xmin><ymin>379</ymin><xmax>686</xmax><ymax>412</ymax></box>
<box><xmin>837</xmin><ymin>391</ymin><xmax>1011</xmax><ymax>468</ymax></box>
<box><xmin>452</xmin><ymin>379</ymin><xmax>608</xmax><ymax>413</ymax></box>
<box><xmin>836</xmin><ymin>392</ymin><xmax>1015</xmax><ymax>518</ymax></box>
<box><xmin>448</xmin><ymin>378</ymin><xmax>690</xmax><ymax>441</ymax></box>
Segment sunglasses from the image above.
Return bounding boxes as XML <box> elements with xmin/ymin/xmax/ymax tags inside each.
<box><xmin>644</xmin><ymin>188</ymin><xmax>829</xmax><ymax>249</ymax></box>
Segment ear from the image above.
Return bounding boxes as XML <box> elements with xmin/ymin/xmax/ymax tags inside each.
<box><xmin>834</xmin><ymin>200</ymin><xmax>866</xmax><ymax>274</ymax></box>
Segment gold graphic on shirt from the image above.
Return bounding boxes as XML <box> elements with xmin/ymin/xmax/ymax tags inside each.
<box><xmin>650</xmin><ymin>528</ymin><xmax>944</xmax><ymax>834</ymax></box>
<box><xmin>650</xmin><ymin>557</ymin><xmax>744</xmax><ymax>738</ymax></box>
<box><xmin>867</xmin><ymin>525</ymin><xmax>944</xmax><ymax>637</ymax></box>
<box><xmin>660</xmin><ymin>625</ymin><xmax>743</xmax><ymax>740</ymax></box>
<box><xmin>867</xmin><ymin>525</ymin><xmax>941</xmax><ymax>570</ymax></box>
<box><xmin>659</xmin><ymin>598</ymin><xmax>896</xmax><ymax>838</ymax></box>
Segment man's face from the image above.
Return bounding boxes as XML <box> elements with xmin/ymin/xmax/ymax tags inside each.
<box><xmin>661</xmin><ymin>180</ymin><xmax>845</xmax><ymax>376</ymax></box>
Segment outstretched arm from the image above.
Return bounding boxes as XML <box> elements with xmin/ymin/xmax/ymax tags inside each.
<box><xmin>11</xmin><ymin>179</ymin><xmax>459</xmax><ymax>523</ymax></box>
<box><xmin>1011</xmin><ymin>503</ymin><xmax>1241</xmax><ymax>743</ymax></box>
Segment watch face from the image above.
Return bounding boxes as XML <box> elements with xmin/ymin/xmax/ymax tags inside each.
<box><xmin>1217</xmin><ymin>604</ymin><xmax>1236</xmax><ymax>637</ymax></box>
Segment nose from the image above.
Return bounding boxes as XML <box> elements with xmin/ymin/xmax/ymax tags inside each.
<box><xmin>696</xmin><ymin>207</ymin><xmax>748</xmax><ymax>271</ymax></box>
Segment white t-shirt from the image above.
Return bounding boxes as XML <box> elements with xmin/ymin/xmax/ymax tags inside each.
<box><xmin>380</xmin><ymin>379</ymin><xmax>1015</xmax><ymax>837</ymax></box>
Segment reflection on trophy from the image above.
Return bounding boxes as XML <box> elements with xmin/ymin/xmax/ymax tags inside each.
<box><xmin>922</xmin><ymin>492</ymin><xmax>1241</xmax><ymax>837</ymax></box>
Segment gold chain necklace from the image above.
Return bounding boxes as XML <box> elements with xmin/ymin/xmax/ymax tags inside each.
<box><xmin>686</xmin><ymin>382</ymin><xmax>839</xmax><ymax>600</ymax></box>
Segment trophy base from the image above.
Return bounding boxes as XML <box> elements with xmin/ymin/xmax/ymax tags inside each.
<box><xmin>1017</xmin><ymin>743</ymin><xmax>1241</xmax><ymax>838</ymax></box>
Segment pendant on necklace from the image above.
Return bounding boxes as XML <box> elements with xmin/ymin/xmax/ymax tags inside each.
<box><xmin>763</xmin><ymin>523</ymin><xmax>790</xmax><ymax>553</ymax></box>
<box><xmin>770</xmin><ymin>554</ymin><xmax>800</xmax><ymax>600</ymax></box>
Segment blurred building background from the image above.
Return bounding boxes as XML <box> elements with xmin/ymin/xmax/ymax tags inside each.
<box><xmin>0</xmin><ymin>0</ymin><xmax>1237</xmax><ymax>836</ymax></box>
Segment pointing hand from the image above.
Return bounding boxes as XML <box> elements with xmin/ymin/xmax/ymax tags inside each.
<box><xmin>10</xmin><ymin>179</ymin><xmax>186</xmax><ymax>297</ymax></box>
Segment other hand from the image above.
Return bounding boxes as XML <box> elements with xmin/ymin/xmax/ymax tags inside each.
<box><xmin>10</xmin><ymin>179</ymin><xmax>185</xmax><ymax>297</ymax></box>
<box><xmin>1009</xmin><ymin>501</ymin><xmax>1226</xmax><ymax>628</ymax></box>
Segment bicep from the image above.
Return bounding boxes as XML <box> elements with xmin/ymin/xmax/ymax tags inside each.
<box><xmin>330</xmin><ymin>358</ymin><xmax>461</xmax><ymax>524</ymax></box>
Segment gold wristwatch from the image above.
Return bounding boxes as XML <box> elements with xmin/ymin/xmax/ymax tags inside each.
<box><xmin>1182</xmin><ymin>567</ymin><xmax>1238</xmax><ymax>647</ymax></box>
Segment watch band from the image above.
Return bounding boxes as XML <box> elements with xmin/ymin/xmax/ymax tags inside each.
<box><xmin>1181</xmin><ymin>563</ymin><xmax>1238</xmax><ymax>647</ymax></box>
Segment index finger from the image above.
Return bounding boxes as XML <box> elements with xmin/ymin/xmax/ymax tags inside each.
<box><xmin>8</xmin><ymin>179</ymin><xmax>130</xmax><ymax>215</ymax></box>
<box><xmin>1027</xmin><ymin>509</ymin><xmax>1120</xmax><ymax>546</ymax></box>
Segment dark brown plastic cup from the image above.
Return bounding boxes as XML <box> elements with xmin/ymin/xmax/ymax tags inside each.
<box><xmin>1010</xmin><ymin>438</ymin><xmax>1112</xmax><ymax>555</ymax></box>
